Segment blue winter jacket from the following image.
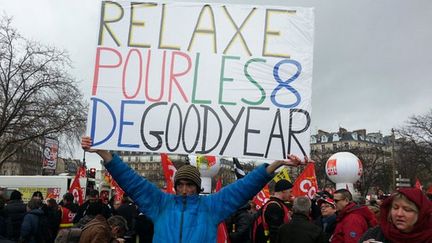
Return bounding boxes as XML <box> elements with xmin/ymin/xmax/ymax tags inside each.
<box><xmin>106</xmin><ymin>154</ymin><xmax>273</xmax><ymax>243</ymax></box>
<box><xmin>20</xmin><ymin>208</ymin><xmax>44</xmax><ymax>243</ymax></box>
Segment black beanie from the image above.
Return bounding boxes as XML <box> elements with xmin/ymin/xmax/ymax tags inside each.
<box><xmin>174</xmin><ymin>165</ymin><xmax>201</xmax><ymax>190</ymax></box>
<box><xmin>274</xmin><ymin>179</ymin><xmax>293</xmax><ymax>192</ymax></box>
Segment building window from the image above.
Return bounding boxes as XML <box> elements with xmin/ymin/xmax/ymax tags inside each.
<box><xmin>333</xmin><ymin>143</ymin><xmax>337</xmax><ymax>150</ymax></box>
<box><xmin>321</xmin><ymin>135</ymin><xmax>328</xmax><ymax>143</ymax></box>
<box><xmin>311</xmin><ymin>136</ymin><xmax>317</xmax><ymax>144</ymax></box>
<box><xmin>333</xmin><ymin>134</ymin><xmax>340</xmax><ymax>142</ymax></box>
<box><xmin>321</xmin><ymin>145</ymin><xmax>325</xmax><ymax>151</ymax></box>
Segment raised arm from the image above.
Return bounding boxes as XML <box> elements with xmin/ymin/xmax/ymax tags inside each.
<box><xmin>265</xmin><ymin>154</ymin><xmax>305</xmax><ymax>174</ymax></box>
<box><xmin>81</xmin><ymin>136</ymin><xmax>112</xmax><ymax>162</ymax></box>
<box><xmin>208</xmin><ymin>155</ymin><xmax>306</xmax><ymax>223</ymax></box>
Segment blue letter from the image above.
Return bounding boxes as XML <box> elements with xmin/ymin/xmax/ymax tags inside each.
<box><xmin>118</xmin><ymin>100</ymin><xmax>146</xmax><ymax>148</ymax></box>
<box><xmin>90</xmin><ymin>98</ymin><xmax>117</xmax><ymax>146</ymax></box>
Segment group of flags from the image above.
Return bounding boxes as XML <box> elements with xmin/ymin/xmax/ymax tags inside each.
<box><xmin>233</xmin><ymin>158</ymin><xmax>319</xmax><ymax>210</ymax></box>
<box><xmin>68</xmin><ymin>163</ymin><xmax>125</xmax><ymax>206</ymax></box>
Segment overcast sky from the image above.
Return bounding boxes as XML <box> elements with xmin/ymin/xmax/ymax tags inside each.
<box><xmin>1</xmin><ymin>0</ymin><xmax>431</xmax><ymax>168</ymax></box>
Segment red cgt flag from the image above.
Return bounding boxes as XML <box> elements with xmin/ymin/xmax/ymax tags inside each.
<box><xmin>69</xmin><ymin>166</ymin><xmax>86</xmax><ymax>205</ymax></box>
<box><xmin>78</xmin><ymin>165</ymin><xmax>87</xmax><ymax>178</ymax></box>
<box><xmin>215</xmin><ymin>177</ymin><xmax>230</xmax><ymax>243</ymax></box>
<box><xmin>161</xmin><ymin>153</ymin><xmax>177</xmax><ymax>194</ymax></box>
<box><xmin>112</xmin><ymin>179</ymin><xmax>125</xmax><ymax>201</ymax></box>
<box><xmin>104</xmin><ymin>171</ymin><xmax>125</xmax><ymax>201</ymax></box>
<box><xmin>253</xmin><ymin>184</ymin><xmax>270</xmax><ymax>210</ymax></box>
<box><xmin>291</xmin><ymin>163</ymin><xmax>319</xmax><ymax>199</ymax></box>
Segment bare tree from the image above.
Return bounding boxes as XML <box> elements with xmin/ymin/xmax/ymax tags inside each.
<box><xmin>0</xmin><ymin>16</ymin><xmax>86</xmax><ymax>168</ymax></box>
<box><xmin>354</xmin><ymin>147</ymin><xmax>392</xmax><ymax>196</ymax></box>
<box><xmin>396</xmin><ymin>109</ymin><xmax>432</xmax><ymax>185</ymax></box>
<box><xmin>310</xmin><ymin>148</ymin><xmax>333</xmax><ymax>187</ymax></box>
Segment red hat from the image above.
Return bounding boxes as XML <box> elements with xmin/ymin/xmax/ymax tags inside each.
<box><xmin>318</xmin><ymin>198</ymin><xmax>336</xmax><ymax>208</ymax></box>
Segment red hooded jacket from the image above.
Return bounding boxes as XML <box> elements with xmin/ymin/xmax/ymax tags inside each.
<box><xmin>380</xmin><ymin>188</ymin><xmax>432</xmax><ymax>242</ymax></box>
<box><xmin>330</xmin><ymin>202</ymin><xmax>377</xmax><ymax>243</ymax></box>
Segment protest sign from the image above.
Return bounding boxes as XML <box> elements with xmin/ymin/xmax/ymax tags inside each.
<box><xmin>87</xmin><ymin>1</ymin><xmax>314</xmax><ymax>160</ymax></box>
<box><xmin>42</xmin><ymin>137</ymin><xmax>59</xmax><ymax>170</ymax></box>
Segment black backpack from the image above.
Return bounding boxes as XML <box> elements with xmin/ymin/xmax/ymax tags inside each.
<box><xmin>250</xmin><ymin>200</ymin><xmax>290</xmax><ymax>243</ymax></box>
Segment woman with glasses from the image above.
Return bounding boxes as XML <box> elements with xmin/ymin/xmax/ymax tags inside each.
<box><xmin>314</xmin><ymin>198</ymin><xmax>337</xmax><ymax>242</ymax></box>
<box><xmin>360</xmin><ymin>188</ymin><xmax>432</xmax><ymax>243</ymax></box>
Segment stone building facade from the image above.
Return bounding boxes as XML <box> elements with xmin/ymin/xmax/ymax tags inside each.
<box><xmin>310</xmin><ymin>127</ymin><xmax>394</xmax><ymax>193</ymax></box>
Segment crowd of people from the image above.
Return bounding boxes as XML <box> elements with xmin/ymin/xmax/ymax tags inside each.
<box><xmin>0</xmin><ymin>188</ymin><xmax>152</xmax><ymax>243</ymax></box>
<box><xmin>0</xmin><ymin>136</ymin><xmax>429</xmax><ymax>242</ymax></box>
<box><xmin>80</xmin><ymin>136</ymin><xmax>432</xmax><ymax>243</ymax></box>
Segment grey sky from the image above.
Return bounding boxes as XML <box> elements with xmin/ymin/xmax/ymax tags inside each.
<box><xmin>1</xmin><ymin>0</ymin><xmax>431</xmax><ymax>168</ymax></box>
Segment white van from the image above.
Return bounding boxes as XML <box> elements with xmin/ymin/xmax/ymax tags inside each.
<box><xmin>0</xmin><ymin>175</ymin><xmax>92</xmax><ymax>202</ymax></box>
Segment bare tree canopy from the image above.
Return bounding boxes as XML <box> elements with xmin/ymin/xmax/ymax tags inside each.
<box><xmin>396</xmin><ymin>109</ymin><xmax>432</xmax><ymax>182</ymax></box>
<box><xmin>0</xmin><ymin>16</ymin><xmax>86</xmax><ymax>167</ymax></box>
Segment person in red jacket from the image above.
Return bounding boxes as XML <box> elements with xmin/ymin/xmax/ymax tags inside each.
<box><xmin>58</xmin><ymin>192</ymin><xmax>78</xmax><ymax>229</ymax></box>
<box><xmin>330</xmin><ymin>189</ymin><xmax>377</xmax><ymax>243</ymax></box>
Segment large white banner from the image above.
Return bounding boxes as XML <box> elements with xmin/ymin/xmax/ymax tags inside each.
<box><xmin>87</xmin><ymin>1</ymin><xmax>314</xmax><ymax>161</ymax></box>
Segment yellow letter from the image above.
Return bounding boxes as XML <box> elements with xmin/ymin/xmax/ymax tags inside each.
<box><xmin>158</xmin><ymin>4</ymin><xmax>180</xmax><ymax>50</ymax></box>
<box><xmin>222</xmin><ymin>6</ymin><xmax>255</xmax><ymax>56</ymax></box>
<box><xmin>187</xmin><ymin>5</ymin><xmax>217</xmax><ymax>53</ymax></box>
<box><xmin>262</xmin><ymin>9</ymin><xmax>296</xmax><ymax>58</ymax></box>
<box><xmin>98</xmin><ymin>1</ymin><xmax>124</xmax><ymax>46</ymax></box>
<box><xmin>128</xmin><ymin>2</ymin><xmax>157</xmax><ymax>48</ymax></box>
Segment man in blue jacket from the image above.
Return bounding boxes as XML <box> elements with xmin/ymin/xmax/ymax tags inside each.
<box><xmin>81</xmin><ymin>136</ymin><xmax>305</xmax><ymax>243</ymax></box>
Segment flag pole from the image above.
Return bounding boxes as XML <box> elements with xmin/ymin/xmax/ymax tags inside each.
<box><xmin>82</xmin><ymin>151</ymin><xmax>86</xmax><ymax>167</ymax></box>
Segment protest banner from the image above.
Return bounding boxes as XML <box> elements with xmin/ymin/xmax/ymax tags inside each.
<box><xmin>87</xmin><ymin>1</ymin><xmax>314</xmax><ymax>160</ymax></box>
<box><xmin>42</xmin><ymin>137</ymin><xmax>59</xmax><ymax>170</ymax></box>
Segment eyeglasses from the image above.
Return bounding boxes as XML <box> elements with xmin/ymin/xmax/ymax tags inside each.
<box><xmin>333</xmin><ymin>198</ymin><xmax>344</xmax><ymax>203</ymax></box>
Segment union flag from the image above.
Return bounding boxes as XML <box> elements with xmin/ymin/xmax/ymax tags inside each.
<box><xmin>291</xmin><ymin>163</ymin><xmax>318</xmax><ymax>199</ymax></box>
<box><xmin>161</xmin><ymin>153</ymin><xmax>177</xmax><ymax>194</ymax></box>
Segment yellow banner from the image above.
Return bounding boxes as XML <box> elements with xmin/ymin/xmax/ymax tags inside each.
<box><xmin>17</xmin><ymin>187</ymin><xmax>61</xmax><ymax>202</ymax></box>
<box><xmin>273</xmin><ymin>168</ymin><xmax>291</xmax><ymax>183</ymax></box>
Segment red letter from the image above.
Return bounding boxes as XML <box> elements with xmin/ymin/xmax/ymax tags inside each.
<box><xmin>92</xmin><ymin>47</ymin><xmax>122</xmax><ymax>95</ymax></box>
<box><xmin>122</xmin><ymin>49</ymin><xmax>143</xmax><ymax>99</ymax></box>
<box><xmin>169</xmin><ymin>51</ymin><xmax>191</xmax><ymax>102</ymax></box>
<box><xmin>145</xmin><ymin>50</ymin><xmax>166</xmax><ymax>102</ymax></box>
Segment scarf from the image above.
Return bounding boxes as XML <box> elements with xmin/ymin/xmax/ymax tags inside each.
<box><xmin>380</xmin><ymin>188</ymin><xmax>432</xmax><ymax>242</ymax></box>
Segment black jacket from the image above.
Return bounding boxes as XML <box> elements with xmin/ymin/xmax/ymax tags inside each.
<box><xmin>4</xmin><ymin>199</ymin><xmax>27</xmax><ymax>240</ymax></box>
<box><xmin>359</xmin><ymin>226</ymin><xmax>389</xmax><ymax>243</ymax></box>
<box><xmin>135</xmin><ymin>213</ymin><xmax>154</xmax><ymax>243</ymax></box>
<box><xmin>226</xmin><ymin>204</ymin><xmax>253</xmax><ymax>243</ymax></box>
<box><xmin>253</xmin><ymin>197</ymin><xmax>291</xmax><ymax>243</ymax></box>
<box><xmin>277</xmin><ymin>213</ymin><xmax>326</xmax><ymax>243</ymax></box>
<box><xmin>314</xmin><ymin>214</ymin><xmax>337</xmax><ymax>242</ymax></box>
<box><xmin>73</xmin><ymin>200</ymin><xmax>111</xmax><ymax>223</ymax></box>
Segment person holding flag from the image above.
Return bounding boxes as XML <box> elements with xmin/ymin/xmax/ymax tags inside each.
<box><xmin>252</xmin><ymin>179</ymin><xmax>293</xmax><ymax>243</ymax></box>
<box><xmin>81</xmin><ymin>136</ymin><xmax>305</xmax><ymax>243</ymax></box>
